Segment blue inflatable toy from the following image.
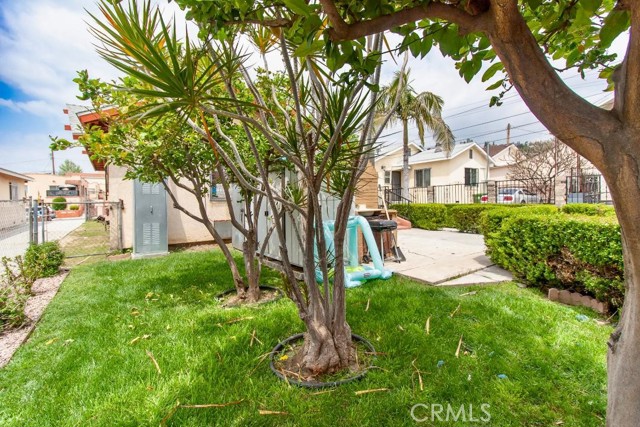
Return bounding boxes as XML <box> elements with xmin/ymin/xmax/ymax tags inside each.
<box><xmin>315</xmin><ymin>216</ymin><xmax>392</xmax><ymax>288</ymax></box>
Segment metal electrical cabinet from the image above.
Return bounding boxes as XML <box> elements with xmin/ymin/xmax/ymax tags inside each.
<box><xmin>133</xmin><ymin>180</ymin><xmax>168</xmax><ymax>258</ymax></box>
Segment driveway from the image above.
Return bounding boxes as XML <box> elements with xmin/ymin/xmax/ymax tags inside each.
<box><xmin>0</xmin><ymin>218</ymin><xmax>85</xmax><ymax>259</ymax></box>
<box><xmin>384</xmin><ymin>228</ymin><xmax>513</xmax><ymax>286</ymax></box>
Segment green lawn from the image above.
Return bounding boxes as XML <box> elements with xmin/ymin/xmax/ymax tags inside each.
<box><xmin>0</xmin><ymin>250</ymin><xmax>610</xmax><ymax>426</ymax></box>
<box><xmin>59</xmin><ymin>220</ymin><xmax>112</xmax><ymax>267</ymax></box>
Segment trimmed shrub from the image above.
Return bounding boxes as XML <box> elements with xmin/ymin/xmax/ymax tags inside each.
<box><xmin>485</xmin><ymin>213</ymin><xmax>623</xmax><ymax>308</ymax></box>
<box><xmin>445</xmin><ymin>204</ymin><xmax>530</xmax><ymax>233</ymax></box>
<box><xmin>24</xmin><ymin>242</ymin><xmax>65</xmax><ymax>279</ymax></box>
<box><xmin>479</xmin><ymin>205</ymin><xmax>560</xmax><ymax>236</ymax></box>
<box><xmin>69</xmin><ymin>205</ymin><xmax>80</xmax><ymax>211</ymax></box>
<box><xmin>390</xmin><ymin>204</ymin><xmax>448</xmax><ymax>230</ymax></box>
<box><xmin>561</xmin><ymin>203</ymin><xmax>615</xmax><ymax>216</ymax></box>
<box><xmin>51</xmin><ymin>197</ymin><xmax>67</xmax><ymax>211</ymax></box>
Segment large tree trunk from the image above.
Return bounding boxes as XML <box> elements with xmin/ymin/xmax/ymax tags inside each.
<box><xmin>293</xmin><ymin>307</ymin><xmax>353</xmax><ymax>377</ymax></box>
<box><xmin>402</xmin><ymin>118</ymin><xmax>410</xmax><ymax>201</ymax></box>
<box><xmin>605</xmin><ymin>155</ymin><xmax>640</xmax><ymax>426</ymax></box>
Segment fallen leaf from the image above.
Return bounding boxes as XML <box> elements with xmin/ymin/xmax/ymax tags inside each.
<box><xmin>181</xmin><ymin>400</ymin><xmax>244</xmax><ymax>409</ymax></box>
<box><xmin>130</xmin><ymin>336</ymin><xmax>141</xmax><ymax>345</ymax></box>
<box><xmin>258</xmin><ymin>409</ymin><xmax>289</xmax><ymax>415</ymax></box>
<box><xmin>279</xmin><ymin>355</ymin><xmax>289</xmax><ymax>361</ymax></box>
<box><xmin>45</xmin><ymin>338</ymin><xmax>58</xmax><ymax>346</ymax></box>
<box><xmin>355</xmin><ymin>388</ymin><xmax>389</xmax><ymax>396</ymax></box>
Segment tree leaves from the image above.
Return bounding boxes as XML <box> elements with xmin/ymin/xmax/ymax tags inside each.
<box><xmin>600</xmin><ymin>10</ymin><xmax>630</xmax><ymax>49</ymax></box>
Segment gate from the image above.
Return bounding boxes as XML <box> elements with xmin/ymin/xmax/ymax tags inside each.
<box><xmin>40</xmin><ymin>200</ymin><xmax>123</xmax><ymax>262</ymax></box>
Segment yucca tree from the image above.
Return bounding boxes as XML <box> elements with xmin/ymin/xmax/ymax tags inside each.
<box><xmin>379</xmin><ymin>69</ymin><xmax>454</xmax><ymax>200</ymax></box>
<box><xmin>88</xmin><ymin>0</ymin><xmax>392</xmax><ymax>377</ymax></box>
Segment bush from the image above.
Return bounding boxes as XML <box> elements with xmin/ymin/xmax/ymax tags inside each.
<box><xmin>391</xmin><ymin>204</ymin><xmax>448</xmax><ymax>230</ymax></box>
<box><xmin>69</xmin><ymin>205</ymin><xmax>80</xmax><ymax>211</ymax></box>
<box><xmin>561</xmin><ymin>203</ymin><xmax>615</xmax><ymax>216</ymax></box>
<box><xmin>51</xmin><ymin>197</ymin><xmax>67</xmax><ymax>211</ymax></box>
<box><xmin>1</xmin><ymin>256</ymin><xmax>30</xmax><ymax>330</ymax></box>
<box><xmin>24</xmin><ymin>242</ymin><xmax>65</xmax><ymax>279</ymax></box>
<box><xmin>479</xmin><ymin>205</ymin><xmax>560</xmax><ymax>236</ymax></box>
<box><xmin>445</xmin><ymin>204</ymin><xmax>536</xmax><ymax>233</ymax></box>
<box><xmin>485</xmin><ymin>213</ymin><xmax>623</xmax><ymax>308</ymax></box>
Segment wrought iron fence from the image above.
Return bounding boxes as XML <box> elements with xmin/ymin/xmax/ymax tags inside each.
<box><xmin>382</xmin><ymin>178</ymin><xmax>556</xmax><ymax>206</ymax></box>
<box><xmin>566</xmin><ymin>168</ymin><xmax>612</xmax><ymax>204</ymax></box>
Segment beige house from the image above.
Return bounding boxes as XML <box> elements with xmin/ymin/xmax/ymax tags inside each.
<box><xmin>26</xmin><ymin>173</ymin><xmax>105</xmax><ymax>203</ymax></box>
<box><xmin>487</xmin><ymin>143</ymin><xmax>520</xmax><ymax>181</ymax></box>
<box><xmin>0</xmin><ymin>168</ymin><xmax>32</xmax><ymax>201</ymax></box>
<box><xmin>376</xmin><ymin>142</ymin><xmax>493</xmax><ymax>189</ymax></box>
<box><xmin>65</xmin><ymin>104</ymin><xmax>232</xmax><ymax>252</ymax></box>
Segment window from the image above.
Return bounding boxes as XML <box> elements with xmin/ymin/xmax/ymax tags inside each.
<box><xmin>464</xmin><ymin>168</ymin><xmax>479</xmax><ymax>186</ymax></box>
<box><xmin>9</xmin><ymin>182</ymin><xmax>18</xmax><ymax>200</ymax></box>
<box><xmin>469</xmin><ymin>149</ymin><xmax>473</xmax><ymax>159</ymax></box>
<box><xmin>384</xmin><ymin>170</ymin><xmax>391</xmax><ymax>185</ymax></box>
<box><xmin>209</xmin><ymin>172</ymin><xmax>225</xmax><ymax>201</ymax></box>
<box><xmin>415</xmin><ymin>168</ymin><xmax>431</xmax><ymax>188</ymax></box>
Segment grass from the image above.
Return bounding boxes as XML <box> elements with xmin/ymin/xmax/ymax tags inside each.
<box><xmin>59</xmin><ymin>221</ymin><xmax>112</xmax><ymax>267</ymax></box>
<box><xmin>0</xmin><ymin>249</ymin><xmax>610</xmax><ymax>426</ymax></box>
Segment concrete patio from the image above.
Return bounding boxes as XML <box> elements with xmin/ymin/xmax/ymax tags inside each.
<box><xmin>383</xmin><ymin>228</ymin><xmax>513</xmax><ymax>286</ymax></box>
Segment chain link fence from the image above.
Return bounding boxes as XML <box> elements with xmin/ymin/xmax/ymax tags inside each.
<box><xmin>40</xmin><ymin>201</ymin><xmax>123</xmax><ymax>264</ymax></box>
<box><xmin>0</xmin><ymin>198</ymin><xmax>32</xmax><ymax>259</ymax></box>
<box><xmin>1</xmin><ymin>199</ymin><xmax>122</xmax><ymax>264</ymax></box>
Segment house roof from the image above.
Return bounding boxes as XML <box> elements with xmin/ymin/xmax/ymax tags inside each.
<box><xmin>389</xmin><ymin>142</ymin><xmax>492</xmax><ymax>168</ymax></box>
<box><xmin>375</xmin><ymin>140</ymin><xmax>423</xmax><ymax>159</ymax></box>
<box><xmin>487</xmin><ymin>143</ymin><xmax>512</xmax><ymax>157</ymax></box>
<box><xmin>0</xmin><ymin>167</ymin><xmax>33</xmax><ymax>182</ymax></box>
<box><xmin>64</xmin><ymin>104</ymin><xmax>114</xmax><ymax>172</ymax></box>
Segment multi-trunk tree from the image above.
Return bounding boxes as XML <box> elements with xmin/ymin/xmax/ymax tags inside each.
<box><xmin>176</xmin><ymin>0</ymin><xmax>638</xmax><ymax>424</ymax></box>
<box><xmin>88</xmin><ymin>0</ymin><xmax>396</xmax><ymax>377</ymax></box>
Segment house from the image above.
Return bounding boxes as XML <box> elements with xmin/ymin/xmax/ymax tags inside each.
<box><xmin>487</xmin><ymin>143</ymin><xmax>520</xmax><ymax>181</ymax></box>
<box><xmin>64</xmin><ymin>104</ymin><xmax>232</xmax><ymax>256</ymax></box>
<box><xmin>25</xmin><ymin>172</ymin><xmax>107</xmax><ymax>217</ymax></box>
<box><xmin>0</xmin><ymin>168</ymin><xmax>32</xmax><ymax>231</ymax></box>
<box><xmin>0</xmin><ymin>167</ymin><xmax>32</xmax><ymax>201</ymax></box>
<box><xmin>375</xmin><ymin>141</ymin><xmax>494</xmax><ymax>203</ymax></box>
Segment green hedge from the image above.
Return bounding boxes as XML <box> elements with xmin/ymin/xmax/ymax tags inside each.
<box><xmin>391</xmin><ymin>204</ymin><xmax>448</xmax><ymax>230</ymax></box>
<box><xmin>485</xmin><ymin>214</ymin><xmax>623</xmax><ymax>308</ymax></box>
<box><xmin>561</xmin><ymin>203</ymin><xmax>615</xmax><ymax>216</ymax></box>
<box><xmin>392</xmin><ymin>203</ymin><xmax>558</xmax><ymax>233</ymax></box>
<box><xmin>479</xmin><ymin>205</ymin><xmax>560</xmax><ymax>235</ymax></box>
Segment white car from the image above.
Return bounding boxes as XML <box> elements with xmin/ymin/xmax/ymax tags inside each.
<box><xmin>481</xmin><ymin>188</ymin><xmax>540</xmax><ymax>204</ymax></box>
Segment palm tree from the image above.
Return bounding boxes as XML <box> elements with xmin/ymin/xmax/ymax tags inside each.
<box><xmin>379</xmin><ymin>69</ymin><xmax>454</xmax><ymax>201</ymax></box>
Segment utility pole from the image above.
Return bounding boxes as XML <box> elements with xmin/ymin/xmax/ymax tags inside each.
<box><xmin>51</xmin><ymin>150</ymin><xmax>56</xmax><ymax>175</ymax></box>
<box><xmin>506</xmin><ymin>123</ymin><xmax>511</xmax><ymax>146</ymax></box>
<box><xmin>484</xmin><ymin>141</ymin><xmax>490</xmax><ymax>182</ymax></box>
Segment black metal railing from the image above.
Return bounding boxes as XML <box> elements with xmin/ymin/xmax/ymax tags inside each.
<box><xmin>381</xmin><ymin>178</ymin><xmax>557</xmax><ymax>206</ymax></box>
<box><xmin>566</xmin><ymin>169</ymin><xmax>612</xmax><ymax>204</ymax></box>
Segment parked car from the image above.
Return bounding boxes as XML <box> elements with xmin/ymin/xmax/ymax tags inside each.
<box><xmin>480</xmin><ymin>188</ymin><xmax>540</xmax><ymax>204</ymax></box>
<box><xmin>25</xmin><ymin>206</ymin><xmax>56</xmax><ymax>221</ymax></box>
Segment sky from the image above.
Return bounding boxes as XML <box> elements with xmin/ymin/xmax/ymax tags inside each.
<box><xmin>0</xmin><ymin>0</ymin><xmax>629</xmax><ymax>174</ymax></box>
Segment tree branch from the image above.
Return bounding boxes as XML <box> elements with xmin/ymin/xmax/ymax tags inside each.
<box><xmin>321</xmin><ymin>0</ymin><xmax>489</xmax><ymax>41</ymax></box>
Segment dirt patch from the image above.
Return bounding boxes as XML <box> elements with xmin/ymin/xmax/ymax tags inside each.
<box><xmin>271</xmin><ymin>334</ymin><xmax>376</xmax><ymax>386</ymax></box>
<box><xmin>218</xmin><ymin>286</ymin><xmax>282</xmax><ymax>308</ymax></box>
<box><xmin>0</xmin><ymin>271</ymin><xmax>68</xmax><ymax>368</ymax></box>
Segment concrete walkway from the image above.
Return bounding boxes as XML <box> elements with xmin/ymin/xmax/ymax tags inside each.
<box><xmin>0</xmin><ymin>218</ymin><xmax>85</xmax><ymax>259</ymax></box>
<box><xmin>383</xmin><ymin>228</ymin><xmax>513</xmax><ymax>286</ymax></box>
